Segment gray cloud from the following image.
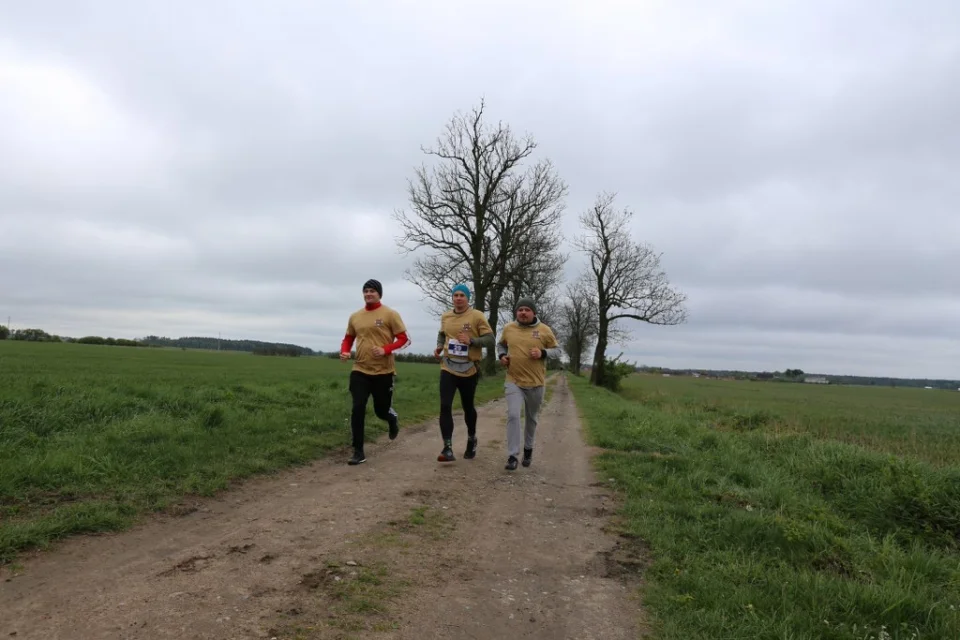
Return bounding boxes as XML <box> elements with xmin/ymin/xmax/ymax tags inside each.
<box><xmin>1</xmin><ymin>0</ymin><xmax>958</xmax><ymax>379</ymax></box>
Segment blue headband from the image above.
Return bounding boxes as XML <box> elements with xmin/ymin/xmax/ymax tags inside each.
<box><xmin>451</xmin><ymin>284</ymin><xmax>471</xmax><ymax>301</ymax></box>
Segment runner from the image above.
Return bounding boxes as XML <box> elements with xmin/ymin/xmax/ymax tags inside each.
<box><xmin>496</xmin><ymin>297</ymin><xmax>562</xmax><ymax>471</ymax></box>
<box><xmin>340</xmin><ymin>278</ymin><xmax>409</xmax><ymax>465</ymax></box>
<box><xmin>433</xmin><ymin>284</ymin><xmax>494</xmax><ymax>462</ymax></box>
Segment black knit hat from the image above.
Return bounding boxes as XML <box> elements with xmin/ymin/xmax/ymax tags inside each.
<box><xmin>515</xmin><ymin>297</ymin><xmax>537</xmax><ymax>315</ymax></box>
<box><xmin>363</xmin><ymin>279</ymin><xmax>383</xmax><ymax>297</ymax></box>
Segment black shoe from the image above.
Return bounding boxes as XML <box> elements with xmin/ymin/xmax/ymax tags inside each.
<box><xmin>505</xmin><ymin>455</ymin><xmax>518</xmax><ymax>471</ymax></box>
<box><xmin>388</xmin><ymin>411</ymin><xmax>399</xmax><ymax>440</ymax></box>
<box><xmin>522</xmin><ymin>448</ymin><xmax>532</xmax><ymax>467</ymax></box>
<box><xmin>438</xmin><ymin>446</ymin><xmax>456</xmax><ymax>462</ymax></box>
<box><xmin>464</xmin><ymin>437</ymin><xmax>478</xmax><ymax>459</ymax></box>
<box><xmin>348</xmin><ymin>450</ymin><xmax>366</xmax><ymax>465</ymax></box>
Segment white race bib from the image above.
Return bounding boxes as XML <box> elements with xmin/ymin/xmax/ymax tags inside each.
<box><xmin>447</xmin><ymin>338</ymin><xmax>469</xmax><ymax>358</ymax></box>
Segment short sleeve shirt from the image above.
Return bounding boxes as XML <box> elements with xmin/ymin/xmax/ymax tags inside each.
<box><xmin>439</xmin><ymin>308</ymin><xmax>493</xmax><ymax>377</ymax></box>
<box><xmin>346</xmin><ymin>304</ymin><xmax>407</xmax><ymax>376</ymax></box>
<box><xmin>498</xmin><ymin>321</ymin><xmax>559</xmax><ymax>388</ymax></box>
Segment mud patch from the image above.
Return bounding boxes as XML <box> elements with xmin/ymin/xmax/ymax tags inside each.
<box><xmin>227</xmin><ymin>543</ymin><xmax>255</xmax><ymax>555</ymax></box>
<box><xmin>591</xmin><ymin>539</ymin><xmax>650</xmax><ymax>580</ymax></box>
<box><xmin>250</xmin><ymin>584</ymin><xmax>277</xmax><ymax>597</ymax></box>
<box><xmin>278</xmin><ymin>559</ymin><xmax>408</xmax><ymax>638</ymax></box>
<box><xmin>401</xmin><ymin>488</ymin><xmax>439</xmax><ymax>500</ymax></box>
<box><xmin>166</xmin><ymin>503</ymin><xmax>199</xmax><ymax>517</ymax></box>
<box><xmin>158</xmin><ymin>553</ymin><xmax>213</xmax><ymax>576</ymax></box>
<box><xmin>300</xmin><ymin>565</ymin><xmax>346</xmax><ymax>591</ymax></box>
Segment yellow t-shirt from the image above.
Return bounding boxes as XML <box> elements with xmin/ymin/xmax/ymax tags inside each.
<box><xmin>345</xmin><ymin>304</ymin><xmax>407</xmax><ymax>376</ymax></box>
<box><xmin>438</xmin><ymin>308</ymin><xmax>493</xmax><ymax>377</ymax></box>
<box><xmin>499</xmin><ymin>321</ymin><xmax>559</xmax><ymax>388</ymax></box>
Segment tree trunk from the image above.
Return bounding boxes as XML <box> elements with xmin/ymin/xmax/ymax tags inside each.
<box><xmin>483</xmin><ymin>297</ymin><xmax>501</xmax><ymax>376</ymax></box>
<box><xmin>590</xmin><ymin>316</ymin><xmax>609</xmax><ymax>386</ymax></box>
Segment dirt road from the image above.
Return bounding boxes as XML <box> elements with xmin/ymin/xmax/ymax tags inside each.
<box><xmin>1</xmin><ymin>375</ymin><xmax>645</xmax><ymax>639</ymax></box>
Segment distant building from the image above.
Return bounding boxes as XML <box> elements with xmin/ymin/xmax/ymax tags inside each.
<box><xmin>804</xmin><ymin>376</ymin><xmax>829</xmax><ymax>384</ymax></box>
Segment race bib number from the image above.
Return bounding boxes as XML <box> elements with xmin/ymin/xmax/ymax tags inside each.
<box><xmin>447</xmin><ymin>338</ymin><xmax>469</xmax><ymax>358</ymax></box>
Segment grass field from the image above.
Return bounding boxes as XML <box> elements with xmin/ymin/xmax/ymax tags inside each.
<box><xmin>570</xmin><ymin>373</ymin><xmax>960</xmax><ymax>640</ymax></box>
<box><xmin>0</xmin><ymin>341</ymin><xmax>505</xmax><ymax>564</ymax></box>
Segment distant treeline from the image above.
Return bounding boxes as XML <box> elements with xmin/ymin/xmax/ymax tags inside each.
<box><xmin>0</xmin><ymin>327</ymin><xmax>162</xmax><ymax>347</ymax></box>
<box><xmin>639</xmin><ymin>366</ymin><xmax>960</xmax><ymax>390</ymax></box>
<box><xmin>0</xmin><ymin>327</ymin><xmax>315</xmax><ymax>357</ymax></box>
<box><xmin>140</xmin><ymin>336</ymin><xmax>315</xmax><ymax>356</ymax></box>
<box><xmin>809</xmin><ymin>374</ymin><xmax>960</xmax><ymax>390</ymax></box>
<box><xmin>1</xmin><ymin>327</ymin><xmax>75</xmax><ymax>343</ymax></box>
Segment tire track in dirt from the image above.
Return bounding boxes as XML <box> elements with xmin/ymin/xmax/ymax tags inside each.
<box><xmin>0</xmin><ymin>374</ymin><xmax>646</xmax><ymax>639</ymax></box>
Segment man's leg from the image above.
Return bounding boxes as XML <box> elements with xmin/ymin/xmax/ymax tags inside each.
<box><xmin>370</xmin><ymin>374</ymin><xmax>398</xmax><ymax>440</ymax></box>
<box><xmin>438</xmin><ymin>371</ymin><xmax>457</xmax><ymax>461</ymax></box>
<box><xmin>460</xmin><ymin>371</ymin><xmax>480</xmax><ymax>459</ymax></box>
<box><xmin>348</xmin><ymin>371</ymin><xmax>371</xmax><ymax>464</ymax></box>
<box><xmin>504</xmin><ymin>382</ymin><xmax>524</xmax><ymax>470</ymax></box>
<box><xmin>521</xmin><ymin>385</ymin><xmax>546</xmax><ymax>467</ymax></box>
<box><xmin>387</xmin><ymin>377</ymin><xmax>399</xmax><ymax>439</ymax></box>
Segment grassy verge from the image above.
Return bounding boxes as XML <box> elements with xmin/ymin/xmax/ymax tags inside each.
<box><xmin>568</xmin><ymin>373</ymin><xmax>960</xmax><ymax>640</ymax></box>
<box><xmin>0</xmin><ymin>341</ymin><xmax>503</xmax><ymax>563</ymax></box>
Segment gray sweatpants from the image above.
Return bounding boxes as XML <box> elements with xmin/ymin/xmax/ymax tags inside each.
<box><xmin>505</xmin><ymin>382</ymin><xmax>545</xmax><ymax>458</ymax></box>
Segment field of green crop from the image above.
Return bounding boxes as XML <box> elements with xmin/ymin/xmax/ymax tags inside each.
<box><xmin>570</xmin><ymin>373</ymin><xmax>960</xmax><ymax>640</ymax></box>
<box><xmin>0</xmin><ymin>341</ymin><xmax>505</xmax><ymax>564</ymax></box>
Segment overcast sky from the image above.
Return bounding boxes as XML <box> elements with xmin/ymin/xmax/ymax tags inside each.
<box><xmin>2</xmin><ymin>0</ymin><xmax>958</xmax><ymax>379</ymax></box>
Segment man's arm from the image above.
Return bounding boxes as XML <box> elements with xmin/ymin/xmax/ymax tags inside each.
<box><xmin>379</xmin><ymin>311</ymin><xmax>409</xmax><ymax>355</ymax></box>
<box><xmin>472</xmin><ymin>313</ymin><xmax>495</xmax><ymax>348</ymax></box>
<box><xmin>341</xmin><ymin>317</ymin><xmax>356</xmax><ymax>351</ymax></box>
<box><xmin>436</xmin><ymin>330</ymin><xmax>445</xmax><ymax>349</ymax></box>
<box><xmin>383</xmin><ymin>332</ymin><xmax>409</xmax><ymax>354</ymax></box>
<box><xmin>542</xmin><ymin>345</ymin><xmax>563</xmax><ymax>359</ymax></box>
<box><xmin>496</xmin><ymin>329</ymin><xmax>509</xmax><ymax>359</ymax></box>
<box><xmin>541</xmin><ymin>327</ymin><xmax>563</xmax><ymax>359</ymax></box>
<box><xmin>471</xmin><ymin>333</ymin><xmax>495</xmax><ymax>348</ymax></box>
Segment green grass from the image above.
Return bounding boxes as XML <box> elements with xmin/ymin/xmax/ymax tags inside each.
<box><xmin>0</xmin><ymin>341</ymin><xmax>504</xmax><ymax>563</ymax></box>
<box><xmin>569</xmin><ymin>373</ymin><xmax>960</xmax><ymax>640</ymax></box>
<box><xmin>623</xmin><ymin>375</ymin><xmax>960</xmax><ymax>467</ymax></box>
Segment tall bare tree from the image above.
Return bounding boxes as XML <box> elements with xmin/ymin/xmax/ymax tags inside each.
<box><xmin>556</xmin><ymin>276</ymin><xmax>599</xmax><ymax>375</ymax></box>
<box><xmin>574</xmin><ymin>192</ymin><xmax>687</xmax><ymax>386</ymax></box>
<box><xmin>498</xmin><ymin>226</ymin><xmax>567</xmax><ymax>329</ymax></box>
<box><xmin>394</xmin><ymin>100</ymin><xmax>567</xmax><ymax>371</ymax></box>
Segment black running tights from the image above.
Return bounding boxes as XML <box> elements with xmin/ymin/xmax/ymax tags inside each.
<box><xmin>349</xmin><ymin>371</ymin><xmax>395</xmax><ymax>450</ymax></box>
<box><xmin>438</xmin><ymin>369</ymin><xmax>479</xmax><ymax>440</ymax></box>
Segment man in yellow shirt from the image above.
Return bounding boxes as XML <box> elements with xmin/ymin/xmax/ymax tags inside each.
<box><xmin>432</xmin><ymin>284</ymin><xmax>494</xmax><ymax>462</ymax></box>
<box><xmin>496</xmin><ymin>297</ymin><xmax>563</xmax><ymax>471</ymax></box>
<box><xmin>340</xmin><ymin>279</ymin><xmax>410</xmax><ymax>465</ymax></box>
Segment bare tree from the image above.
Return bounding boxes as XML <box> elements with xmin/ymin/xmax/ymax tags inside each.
<box><xmin>501</xmin><ymin>282</ymin><xmax>562</xmax><ymax>330</ymax></box>
<box><xmin>498</xmin><ymin>225</ymin><xmax>567</xmax><ymax>329</ymax></box>
<box><xmin>556</xmin><ymin>276</ymin><xmax>599</xmax><ymax>375</ymax></box>
<box><xmin>533</xmin><ymin>295</ymin><xmax>562</xmax><ymax>333</ymax></box>
<box><xmin>394</xmin><ymin>100</ymin><xmax>567</xmax><ymax>371</ymax></box>
<box><xmin>574</xmin><ymin>192</ymin><xmax>687</xmax><ymax>387</ymax></box>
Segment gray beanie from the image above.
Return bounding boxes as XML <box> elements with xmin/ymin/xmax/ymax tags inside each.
<box><xmin>515</xmin><ymin>297</ymin><xmax>537</xmax><ymax>315</ymax></box>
